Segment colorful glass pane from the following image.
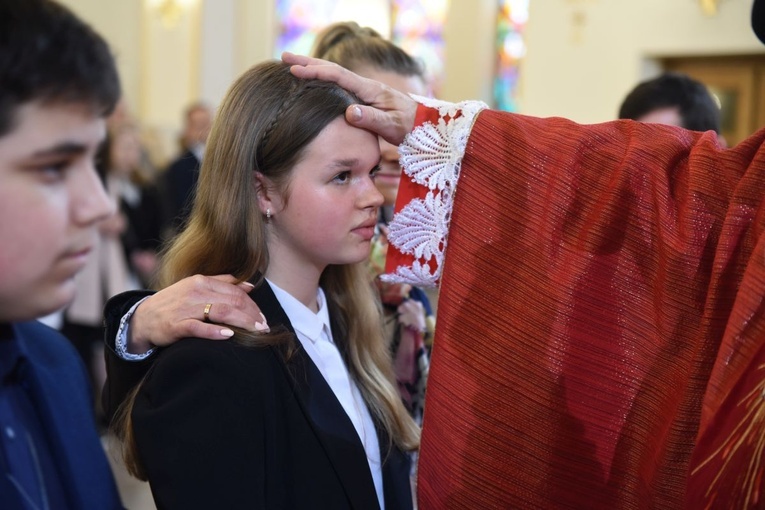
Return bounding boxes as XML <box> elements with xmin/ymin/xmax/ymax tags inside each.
<box><xmin>274</xmin><ymin>0</ymin><xmax>393</xmax><ymax>58</ymax></box>
<box><xmin>274</xmin><ymin>0</ymin><xmax>337</xmax><ymax>57</ymax></box>
<box><xmin>495</xmin><ymin>0</ymin><xmax>528</xmax><ymax>111</ymax></box>
<box><xmin>275</xmin><ymin>0</ymin><xmax>448</xmax><ymax>96</ymax></box>
<box><xmin>391</xmin><ymin>0</ymin><xmax>448</xmax><ymax>95</ymax></box>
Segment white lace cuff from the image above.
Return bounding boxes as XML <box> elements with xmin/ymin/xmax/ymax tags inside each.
<box><xmin>115</xmin><ymin>296</ymin><xmax>156</xmax><ymax>361</ymax></box>
<box><xmin>382</xmin><ymin>95</ymin><xmax>488</xmax><ymax>287</ymax></box>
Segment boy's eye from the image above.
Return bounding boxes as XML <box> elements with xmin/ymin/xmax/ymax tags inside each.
<box><xmin>37</xmin><ymin>160</ymin><xmax>70</xmax><ymax>182</ymax></box>
<box><xmin>332</xmin><ymin>171</ymin><xmax>351</xmax><ymax>183</ymax></box>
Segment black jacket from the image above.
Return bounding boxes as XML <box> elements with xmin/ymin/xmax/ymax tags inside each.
<box><xmin>103</xmin><ymin>283</ymin><xmax>412</xmax><ymax>509</ymax></box>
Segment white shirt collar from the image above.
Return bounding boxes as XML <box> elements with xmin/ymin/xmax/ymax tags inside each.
<box><xmin>266</xmin><ymin>278</ymin><xmax>332</xmax><ymax>344</ymax></box>
<box><xmin>190</xmin><ymin>142</ymin><xmax>205</xmax><ymax>162</ymax></box>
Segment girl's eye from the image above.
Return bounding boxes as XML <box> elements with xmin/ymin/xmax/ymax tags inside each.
<box><xmin>332</xmin><ymin>171</ymin><xmax>351</xmax><ymax>184</ymax></box>
<box><xmin>370</xmin><ymin>165</ymin><xmax>381</xmax><ymax>179</ymax></box>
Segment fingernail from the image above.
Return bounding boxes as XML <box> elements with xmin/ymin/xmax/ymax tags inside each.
<box><xmin>242</xmin><ymin>282</ymin><xmax>255</xmax><ymax>289</ymax></box>
<box><xmin>255</xmin><ymin>312</ymin><xmax>270</xmax><ymax>332</ymax></box>
<box><xmin>350</xmin><ymin>105</ymin><xmax>362</xmax><ymax>122</ymax></box>
<box><xmin>220</xmin><ymin>328</ymin><xmax>234</xmax><ymax>338</ymax></box>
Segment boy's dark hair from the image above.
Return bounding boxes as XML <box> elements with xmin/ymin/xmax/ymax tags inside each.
<box><xmin>0</xmin><ymin>0</ymin><xmax>121</xmax><ymax>135</ymax></box>
<box><xmin>618</xmin><ymin>72</ymin><xmax>720</xmax><ymax>133</ymax></box>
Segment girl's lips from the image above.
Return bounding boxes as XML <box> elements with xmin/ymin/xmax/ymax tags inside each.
<box><xmin>353</xmin><ymin>217</ymin><xmax>378</xmax><ymax>240</ymax></box>
<box><xmin>352</xmin><ymin>226</ymin><xmax>376</xmax><ymax>240</ymax></box>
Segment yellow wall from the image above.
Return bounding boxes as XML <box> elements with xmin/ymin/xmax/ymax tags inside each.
<box><xmin>58</xmin><ymin>0</ymin><xmax>143</xmax><ymax>115</ymax></box>
<box><xmin>60</xmin><ymin>0</ymin><xmax>765</xmax><ymax>160</ymax></box>
<box><xmin>521</xmin><ymin>0</ymin><xmax>765</xmax><ymax>123</ymax></box>
<box><xmin>60</xmin><ymin>0</ymin><xmax>273</xmax><ymax>162</ymax></box>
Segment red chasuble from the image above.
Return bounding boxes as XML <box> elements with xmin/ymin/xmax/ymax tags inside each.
<box><xmin>386</xmin><ymin>100</ymin><xmax>765</xmax><ymax>508</ymax></box>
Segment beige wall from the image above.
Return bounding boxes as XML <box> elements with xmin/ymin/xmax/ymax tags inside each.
<box><xmin>58</xmin><ymin>0</ymin><xmax>143</xmax><ymax>115</ymax></box>
<box><xmin>520</xmin><ymin>0</ymin><xmax>765</xmax><ymax>123</ymax></box>
<box><xmin>441</xmin><ymin>0</ymin><xmax>497</xmax><ymax>104</ymax></box>
<box><xmin>60</xmin><ymin>0</ymin><xmax>273</xmax><ymax>163</ymax></box>
<box><xmin>60</xmin><ymin>0</ymin><xmax>765</xmax><ymax>159</ymax></box>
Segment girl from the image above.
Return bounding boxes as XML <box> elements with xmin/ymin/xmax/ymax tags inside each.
<box><xmin>118</xmin><ymin>61</ymin><xmax>418</xmax><ymax>509</ymax></box>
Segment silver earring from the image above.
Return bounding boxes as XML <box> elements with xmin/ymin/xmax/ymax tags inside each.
<box><xmin>266</xmin><ymin>208</ymin><xmax>271</xmax><ymax>219</ymax></box>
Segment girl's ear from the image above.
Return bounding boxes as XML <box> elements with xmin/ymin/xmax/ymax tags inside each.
<box><xmin>254</xmin><ymin>171</ymin><xmax>275</xmax><ymax>217</ymax></box>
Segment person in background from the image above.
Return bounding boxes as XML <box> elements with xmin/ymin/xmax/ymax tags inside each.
<box><xmin>0</xmin><ymin>0</ymin><xmax>124</xmax><ymax>507</ymax></box>
<box><xmin>107</xmin><ymin>125</ymin><xmax>163</xmax><ymax>288</ymax></box>
<box><xmin>160</xmin><ymin>101</ymin><xmax>213</xmax><ymax>236</ymax></box>
<box><xmin>618</xmin><ymin>71</ymin><xmax>725</xmax><ymax>145</ymax></box>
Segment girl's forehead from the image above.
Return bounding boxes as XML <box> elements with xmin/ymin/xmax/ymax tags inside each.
<box><xmin>294</xmin><ymin>118</ymin><xmax>380</xmax><ymax>170</ymax></box>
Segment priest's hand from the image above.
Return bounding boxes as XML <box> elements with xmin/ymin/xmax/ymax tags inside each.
<box><xmin>283</xmin><ymin>52</ymin><xmax>417</xmax><ymax>145</ymax></box>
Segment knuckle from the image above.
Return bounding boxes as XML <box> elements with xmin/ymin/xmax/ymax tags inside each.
<box><xmin>190</xmin><ymin>274</ymin><xmax>207</xmax><ymax>289</ymax></box>
<box><xmin>211</xmin><ymin>301</ymin><xmax>231</xmax><ymax>319</ymax></box>
<box><xmin>230</xmin><ymin>291</ymin><xmax>248</xmax><ymax>310</ymax></box>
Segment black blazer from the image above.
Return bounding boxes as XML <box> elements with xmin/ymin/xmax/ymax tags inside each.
<box><xmin>123</xmin><ymin>282</ymin><xmax>412</xmax><ymax>510</ymax></box>
<box><xmin>102</xmin><ymin>289</ymin><xmax>155</xmax><ymax>420</ymax></box>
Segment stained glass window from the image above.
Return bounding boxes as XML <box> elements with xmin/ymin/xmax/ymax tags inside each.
<box><xmin>495</xmin><ymin>0</ymin><xmax>529</xmax><ymax>111</ymax></box>
<box><xmin>391</xmin><ymin>0</ymin><xmax>448</xmax><ymax>95</ymax></box>
<box><xmin>274</xmin><ymin>0</ymin><xmax>391</xmax><ymax>58</ymax></box>
<box><xmin>274</xmin><ymin>0</ymin><xmax>448</xmax><ymax>93</ymax></box>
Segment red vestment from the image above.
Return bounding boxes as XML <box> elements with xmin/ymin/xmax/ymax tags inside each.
<box><xmin>386</xmin><ymin>100</ymin><xmax>765</xmax><ymax>508</ymax></box>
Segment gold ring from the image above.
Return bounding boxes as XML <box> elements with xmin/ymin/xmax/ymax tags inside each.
<box><xmin>203</xmin><ymin>303</ymin><xmax>213</xmax><ymax>322</ymax></box>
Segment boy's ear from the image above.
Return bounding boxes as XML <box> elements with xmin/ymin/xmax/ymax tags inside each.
<box><xmin>253</xmin><ymin>171</ymin><xmax>274</xmax><ymax>216</ymax></box>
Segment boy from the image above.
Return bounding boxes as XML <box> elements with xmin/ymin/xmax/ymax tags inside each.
<box><xmin>0</xmin><ymin>0</ymin><xmax>124</xmax><ymax>507</ymax></box>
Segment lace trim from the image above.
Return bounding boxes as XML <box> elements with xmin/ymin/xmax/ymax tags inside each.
<box><xmin>382</xmin><ymin>95</ymin><xmax>488</xmax><ymax>286</ymax></box>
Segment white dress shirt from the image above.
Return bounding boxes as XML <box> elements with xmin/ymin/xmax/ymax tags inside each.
<box><xmin>268</xmin><ymin>279</ymin><xmax>384</xmax><ymax>510</ymax></box>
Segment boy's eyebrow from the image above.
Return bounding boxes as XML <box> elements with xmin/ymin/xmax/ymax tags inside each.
<box><xmin>30</xmin><ymin>142</ymin><xmax>89</xmax><ymax>158</ymax></box>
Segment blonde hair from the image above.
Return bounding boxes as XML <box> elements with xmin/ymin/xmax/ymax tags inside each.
<box><xmin>117</xmin><ymin>61</ymin><xmax>419</xmax><ymax>479</ymax></box>
<box><xmin>312</xmin><ymin>21</ymin><xmax>425</xmax><ymax>79</ymax></box>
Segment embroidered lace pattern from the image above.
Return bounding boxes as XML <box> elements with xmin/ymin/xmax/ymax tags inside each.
<box><xmin>382</xmin><ymin>95</ymin><xmax>488</xmax><ymax>286</ymax></box>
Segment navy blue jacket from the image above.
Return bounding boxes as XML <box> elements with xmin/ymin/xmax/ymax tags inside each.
<box><xmin>3</xmin><ymin>321</ymin><xmax>122</xmax><ymax>509</ymax></box>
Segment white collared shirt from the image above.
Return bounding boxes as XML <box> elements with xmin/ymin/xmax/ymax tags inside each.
<box><xmin>267</xmin><ymin>279</ymin><xmax>384</xmax><ymax>510</ymax></box>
